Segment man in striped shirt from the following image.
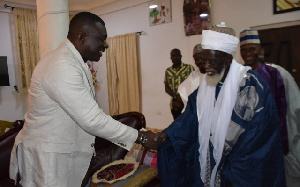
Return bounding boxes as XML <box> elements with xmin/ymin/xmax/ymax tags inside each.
<box><xmin>164</xmin><ymin>48</ymin><xmax>195</xmax><ymax>120</ymax></box>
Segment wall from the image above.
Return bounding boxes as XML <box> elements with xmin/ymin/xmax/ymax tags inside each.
<box><xmin>91</xmin><ymin>0</ymin><xmax>202</xmax><ymax>129</ymax></box>
<box><xmin>0</xmin><ymin>10</ymin><xmax>27</xmax><ymax>122</ymax></box>
<box><xmin>0</xmin><ymin>0</ymin><xmax>299</xmax><ymax>127</ymax></box>
<box><xmin>212</xmin><ymin>0</ymin><xmax>300</xmax><ymax>62</ymax></box>
<box><xmin>91</xmin><ymin>0</ymin><xmax>300</xmax><ymax>129</ymax></box>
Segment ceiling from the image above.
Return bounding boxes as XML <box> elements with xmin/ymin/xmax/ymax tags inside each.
<box><xmin>1</xmin><ymin>0</ymin><xmax>122</xmax><ymax>11</ymax></box>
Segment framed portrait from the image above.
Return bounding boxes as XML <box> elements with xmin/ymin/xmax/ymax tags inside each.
<box><xmin>274</xmin><ymin>0</ymin><xmax>300</xmax><ymax>14</ymax></box>
<box><xmin>183</xmin><ymin>0</ymin><xmax>212</xmax><ymax>36</ymax></box>
<box><xmin>149</xmin><ymin>0</ymin><xmax>172</xmax><ymax>26</ymax></box>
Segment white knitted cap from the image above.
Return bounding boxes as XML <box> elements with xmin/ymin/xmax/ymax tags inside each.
<box><xmin>201</xmin><ymin>22</ymin><xmax>239</xmax><ymax>55</ymax></box>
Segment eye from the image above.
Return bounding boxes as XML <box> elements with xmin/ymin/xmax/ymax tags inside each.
<box><xmin>98</xmin><ymin>38</ymin><xmax>106</xmax><ymax>43</ymax></box>
<box><xmin>202</xmin><ymin>58</ymin><xmax>213</xmax><ymax>63</ymax></box>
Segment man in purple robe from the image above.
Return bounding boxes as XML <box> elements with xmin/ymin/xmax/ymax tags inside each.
<box><xmin>240</xmin><ymin>28</ymin><xmax>288</xmax><ymax>154</ymax></box>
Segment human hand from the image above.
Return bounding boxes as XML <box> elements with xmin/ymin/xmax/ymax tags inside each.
<box><xmin>137</xmin><ymin>131</ymin><xmax>161</xmax><ymax>151</ymax></box>
<box><xmin>172</xmin><ymin>101</ymin><xmax>183</xmax><ymax>110</ymax></box>
<box><xmin>154</xmin><ymin>132</ymin><xmax>168</xmax><ymax>143</ymax></box>
<box><xmin>147</xmin><ymin>132</ymin><xmax>168</xmax><ymax>152</ymax></box>
<box><xmin>172</xmin><ymin>95</ymin><xmax>184</xmax><ymax>110</ymax></box>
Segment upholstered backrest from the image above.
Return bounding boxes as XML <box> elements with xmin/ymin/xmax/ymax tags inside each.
<box><xmin>0</xmin><ymin>120</ymin><xmax>24</xmax><ymax>179</ymax></box>
<box><xmin>94</xmin><ymin>112</ymin><xmax>146</xmax><ymax>151</ymax></box>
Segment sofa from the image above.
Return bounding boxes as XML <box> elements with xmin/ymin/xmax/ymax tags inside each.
<box><xmin>0</xmin><ymin>120</ymin><xmax>15</xmax><ymax>136</ymax></box>
<box><xmin>0</xmin><ymin>112</ymin><xmax>160</xmax><ymax>187</ymax></box>
<box><xmin>0</xmin><ymin>120</ymin><xmax>24</xmax><ymax>187</ymax></box>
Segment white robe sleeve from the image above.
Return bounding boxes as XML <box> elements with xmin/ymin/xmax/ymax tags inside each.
<box><xmin>178</xmin><ymin>70</ymin><xmax>202</xmax><ymax>111</ymax></box>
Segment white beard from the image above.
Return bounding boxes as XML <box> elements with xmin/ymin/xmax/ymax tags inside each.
<box><xmin>206</xmin><ymin>67</ymin><xmax>225</xmax><ymax>86</ymax></box>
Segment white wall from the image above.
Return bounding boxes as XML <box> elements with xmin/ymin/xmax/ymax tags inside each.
<box><xmin>0</xmin><ymin>10</ymin><xmax>27</xmax><ymax>122</ymax></box>
<box><xmin>91</xmin><ymin>0</ymin><xmax>203</xmax><ymax>129</ymax></box>
<box><xmin>212</xmin><ymin>0</ymin><xmax>300</xmax><ymax>63</ymax></box>
<box><xmin>0</xmin><ymin>0</ymin><xmax>299</xmax><ymax>127</ymax></box>
<box><xmin>90</xmin><ymin>0</ymin><xmax>300</xmax><ymax>129</ymax></box>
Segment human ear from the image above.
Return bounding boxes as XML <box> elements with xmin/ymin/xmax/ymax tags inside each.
<box><xmin>226</xmin><ymin>55</ymin><xmax>233</xmax><ymax>65</ymax></box>
<box><xmin>79</xmin><ymin>32</ymin><xmax>87</xmax><ymax>44</ymax></box>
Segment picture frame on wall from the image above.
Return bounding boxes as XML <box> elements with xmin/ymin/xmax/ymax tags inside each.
<box><xmin>149</xmin><ymin>0</ymin><xmax>172</xmax><ymax>26</ymax></box>
<box><xmin>274</xmin><ymin>0</ymin><xmax>300</xmax><ymax>14</ymax></box>
<box><xmin>183</xmin><ymin>0</ymin><xmax>212</xmax><ymax>36</ymax></box>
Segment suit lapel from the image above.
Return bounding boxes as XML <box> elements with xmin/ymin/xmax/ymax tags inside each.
<box><xmin>64</xmin><ymin>39</ymin><xmax>96</xmax><ymax>99</ymax></box>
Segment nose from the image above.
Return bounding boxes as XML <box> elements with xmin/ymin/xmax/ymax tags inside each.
<box><xmin>104</xmin><ymin>41</ymin><xmax>109</xmax><ymax>49</ymax></box>
<box><xmin>203</xmin><ymin>59</ymin><xmax>211</xmax><ymax>69</ymax></box>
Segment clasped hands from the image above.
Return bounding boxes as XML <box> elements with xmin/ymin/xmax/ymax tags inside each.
<box><xmin>172</xmin><ymin>94</ymin><xmax>184</xmax><ymax>110</ymax></box>
<box><xmin>137</xmin><ymin>130</ymin><xmax>168</xmax><ymax>151</ymax></box>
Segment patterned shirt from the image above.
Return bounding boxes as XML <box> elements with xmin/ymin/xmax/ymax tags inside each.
<box><xmin>164</xmin><ymin>62</ymin><xmax>195</xmax><ymax>109</ymax></box>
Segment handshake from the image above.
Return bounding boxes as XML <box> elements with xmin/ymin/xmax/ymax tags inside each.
<box><xmin>136</xmin><ymin>130</ymin><xmax>168</xmax><ymax>151</ymax></box>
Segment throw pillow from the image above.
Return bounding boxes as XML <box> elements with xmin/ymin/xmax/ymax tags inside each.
<box><xmin>96</xmin><ymin>165</ymin><xmax>158</xmax><ymax>187</ymax></box>
<box><xmin>92</xmin><ymin>158</ymin><xmax>139</xmax><ymax>184</ymax></box>
<box><xmin>124</xmin><ymin>143</ymin><xmax>158</xmax><ymax>168</ymax></box>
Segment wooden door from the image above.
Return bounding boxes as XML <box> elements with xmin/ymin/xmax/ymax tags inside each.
<box><xmin>258</xmin><ymin>25</ymin><xmax>300</xmax><ymax>87</ymax></box>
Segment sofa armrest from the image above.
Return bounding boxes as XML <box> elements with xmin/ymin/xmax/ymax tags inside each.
<box><xmin>0</xmin><ymin>120</ymin><xmax>24</xmax><ymax>180</ymax></box>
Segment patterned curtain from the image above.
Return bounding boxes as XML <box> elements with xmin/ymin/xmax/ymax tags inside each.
<box><xmin>106</xmin><ymin>33</ymin><xmax>140</xmax><ymax>115</ymax></box>
<box><xmin>14</xmin><ymin>7</ymin><xmax>39</xmax><ymax>93</ymax></box>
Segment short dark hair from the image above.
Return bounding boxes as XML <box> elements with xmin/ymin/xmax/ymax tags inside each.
<box><xmin>171</xmin><ymin>48</ymin><xmax>181</xmax><ymax>56</ymax></box>
<box><xmin>68</xmin><ymin>12</ymin><xmax>105</xmax><ymax>36</ymax></box>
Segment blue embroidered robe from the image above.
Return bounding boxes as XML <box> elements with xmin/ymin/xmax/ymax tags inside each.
<box><xmin>157</xmin><ymin>70</ymin><xmax>286</xmax><ymax>187</ymax></box>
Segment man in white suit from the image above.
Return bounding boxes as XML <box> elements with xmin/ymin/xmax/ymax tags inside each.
<box><xmin>10</xmin><ymin>12</ymin><xmax>157</xmax><ymax>187</ymax></box>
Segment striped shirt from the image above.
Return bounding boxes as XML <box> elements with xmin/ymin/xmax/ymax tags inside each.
<box><xmin>164</xmin><ymin>62</ymin><xmax>195</xmax><ymax>109</ymax></box>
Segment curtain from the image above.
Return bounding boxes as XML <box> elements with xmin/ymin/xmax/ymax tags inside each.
<box><xmin>14</xmin><ymin>7</ymin><xmax>39</xmax><ymax>93</ymax></box>
<box><xmin>106</xmin><ymin>33</ymin><xmax>140</xmax><ymax>115</ymax></box>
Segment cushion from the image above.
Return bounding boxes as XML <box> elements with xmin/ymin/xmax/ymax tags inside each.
<box><xmin>124</xmin><ymin>143</ymin><xmax>144</xmax><ymax>162</ymax></box>
<box><xmin>124</xmin><ymin>144</ymin><xmax>157</xmax><ymax>168</ymax></box>
<box><xmin>0</xmin><ymin>120</ymin><xmax>14</xmax><ymax>135</ymax></box>
<box><xmin>141</xmin><ymin>150</ymin><xmax>157</xmax><ymax>168</ymax></box>
<box><xmin>124</xmin><ymin>127</ymin><xmax>162</xmax><ymax>168</ymax></box>
<box><xmin>96</xmin><ymin>165</ymin><xmax>158</xmax><ymax>187</ymax></box>
<box><xmin>92</xmin><ymin>158</ymin><xmax>139</xmax><ymax>184</ymax></box>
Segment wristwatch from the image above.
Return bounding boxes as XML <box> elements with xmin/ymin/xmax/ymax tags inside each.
<box><xmin>139</xmin><ymin>133</ymin><xmax>148</xmax><ymax>145</ymax></box>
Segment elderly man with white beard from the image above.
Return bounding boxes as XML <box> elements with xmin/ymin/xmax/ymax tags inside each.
<box><xmin>155</xmin><ymin>23</ymin><xmax>286</xmax><ymax>187</ymax></box>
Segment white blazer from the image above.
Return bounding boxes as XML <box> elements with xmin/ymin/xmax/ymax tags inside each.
<box><xmin>10</xmin><ymin>39</ymin><xmax>138</xmax><ymax>187</ymax></box>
